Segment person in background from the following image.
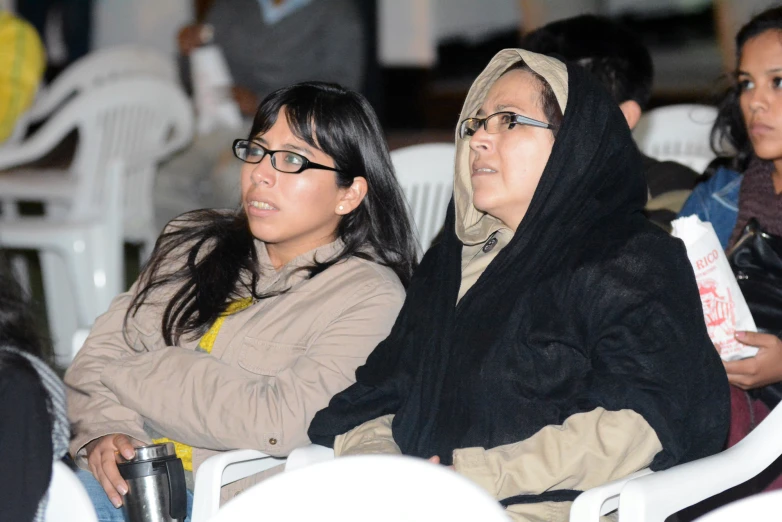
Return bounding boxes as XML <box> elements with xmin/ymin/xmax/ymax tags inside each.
<box><xmin>0</xmin><ymin>257</ymin><xmax>70</xmax><ymax>522</ymax></box>
<box><xmin>676</xmin><ymin>8</ymin><xmax>782</xmax><ymax>516</ymax></box>
<box><xmin>309</xmin><ymin>48</ymin><xmax>729</xmax><ymax>522</ymax></box>
<box><xmin>65</xmin><ymin>81</ymin><xmax>417</xmax><ymax>522</ymax></box>
<box><xmin>0</xmin><ymin>10</ymin><xmax>45</xmax><ymax>143</ymax></box>
<box><xmin>679</xmin><ymin>6</ymin><xmax>782</xmax><ymax>249</ymax></box>
<box><xmin>178</xmin><ymin>0</ymin><xmax>365</xmax><ymax>117</ymax></box>
<box><xmin>522</xmin><ymin>14</ymin><xmax>699</xmax><ymax>229</ymax></box>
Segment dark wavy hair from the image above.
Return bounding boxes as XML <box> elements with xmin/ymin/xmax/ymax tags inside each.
<box><xmin>711</xmin><ymin>6</ymin><xmax>782</xmax><ymax>171</ymax></box>
<box><xmin>0</xmin><ymin>254</ymin><xmax>52</xmax><ymax>402</ymax></box>
<box><xmin>127</xmin><ymin>82</ymin><xmax>418</xmax><ymax>346</ymax></box>
<box><xmin>0</xmin><ymin>255</ymin><xmax>49</xmax><ymax>361</ymax></box>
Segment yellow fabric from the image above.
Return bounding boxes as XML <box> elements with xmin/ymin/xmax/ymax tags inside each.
<box><xmin>154</xmin><ymin>297</ymin><xmax>253</xmax><ymax>471</ymax></box>
<box><xmin>0</xmin><ymin>12</ymin><xmax>45</xmax><ymax>142</ymax></box>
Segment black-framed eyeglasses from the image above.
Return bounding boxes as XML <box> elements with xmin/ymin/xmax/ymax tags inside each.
<box><xmin>458</xmin><ymin>111</ymin><xmax>552</xmax><ymax>139</ymax></box>
<box><xmin>232</xmin><ymin>139</ymin><xmax>340</xmax><ymax>174</ymax></box>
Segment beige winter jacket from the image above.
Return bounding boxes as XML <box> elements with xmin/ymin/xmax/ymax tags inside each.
<box><xmin>65</xmin><ymin>230</ymin><xmax>405</xmax><ymax>502</ymax></box>
<box><xmin>333</xmin><ymin>49</ymin><xmax>662</xmax><ymax>522</ymax></box>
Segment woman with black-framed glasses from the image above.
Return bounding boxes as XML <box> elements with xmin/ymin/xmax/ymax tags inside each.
<box><xmin>65</xmin><ymin>81</ymin><xmax>418</xmax><ymax>519</ymax></box>
<box><xmin>309</xmin><ymin>49</ymin><xmax>729</xmax><ymax>521</ymax></box>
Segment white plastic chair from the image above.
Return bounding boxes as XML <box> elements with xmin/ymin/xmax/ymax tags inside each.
<box><xmin>0</xmin><ymin>161</ymin><xmax>125</xmax><ymax>366</ymax></box>
<box><xmin>612</xmin><ymin>401</ymin><xmax>782</xmax><ymax>522</ymax></box>
<box><xmin>693</xmin><ymin>490</ymin><xmax>782</xmax><ymax>522</ymax></box>
<box><xmin>569</xmin><ymin>468</ymin><xmax>654</xmax><ymax>521</ymax></box>
<box><xmin>633</xmin><ymin>104</ymin><xmax>718</xmax><ymax>174</ymax></box>
<box><xmin>3</xmin><ymin>45</ymin><xmax>177</xmax><ymax>149</ymax></box>
<box><xmin>45</xmin><ymin>461</ymin><xmax>99</xmax><ymax>522</ymax></box>
<box><xmin>206</xmin><ymin>455</ymin><xmax>509</xmax><ymax>522</ymax></box>
<box><xmin>194</xmin><ymin>442</ymin><xmax>653</xmax><ymax>522</ymax></box>
<box><xmin>0</xmin><ymin>78</ymin><xmax>192</xmax><ymax>363</ymax></box>
<box><xmin>390</xmin><ymin>143</ymin><xmax>455</xmax><ymax>257</ymax></box>
<box><xmin>0</xmin><ymin>76</ymin><xmax>193</xmax><ymax>258</ymax></box>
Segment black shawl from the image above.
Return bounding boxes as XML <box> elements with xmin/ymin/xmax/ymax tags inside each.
<box><xmin>309</xmin><ymin>56</ymin><xmax>729</xmax><ymax>484</ymax></box>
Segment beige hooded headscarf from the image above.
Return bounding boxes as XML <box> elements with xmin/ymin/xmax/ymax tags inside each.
<box><xmin>455</xmin><ymin>49</ymin><xmax>569</xmax><ymax>300</ymax></box>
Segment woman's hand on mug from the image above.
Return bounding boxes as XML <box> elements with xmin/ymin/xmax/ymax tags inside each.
<box><xmin>85</xmin><ymin>434</ymin><xmax>141</xmax><ymax>508</ymax></box>
<box><xmin>723</xmin><ymin>331</ymin><xmax>782</xmax><ymax>389</ymax></box>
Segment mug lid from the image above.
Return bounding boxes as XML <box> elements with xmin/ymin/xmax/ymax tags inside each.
<box><xmin>126</xmin><ymin>442</ymin><xmax>176</xmax><ymax>463</ymax></box>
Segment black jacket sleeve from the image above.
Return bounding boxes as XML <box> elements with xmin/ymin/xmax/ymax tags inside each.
<box><xmin>575</xmin><ymin>230</ymin><xmax>730</xmax><ymax>469</ymax></box>
<box><xmin>0</xmin><ymin>364</ymin><xmax>53</xmax><ymax>522</ymax></box>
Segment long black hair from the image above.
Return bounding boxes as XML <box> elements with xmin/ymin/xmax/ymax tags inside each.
<box><xmin>0</xmin><ymin>255</ymin><xmax>50</xmax><ymax>361</ymax></box>
<box><xmin>711</xmin><ymin>6</ymin><xmax>782</xmax><ymax>171</ymax></box>
<box><xmin>0</xmin><ymin>254</ymin><xmax>53</xmax><ymax>400</ymax></box>
<box><xmin>127</xmin><ymin>82</ymin><xmax>418</xmax><ymax>346</ymax></box>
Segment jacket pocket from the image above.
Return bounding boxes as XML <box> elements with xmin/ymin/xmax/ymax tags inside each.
<box><xmin>238</xmin><ymin>338</ymin><xmax>306</xmax><ymax>376</ymax></box>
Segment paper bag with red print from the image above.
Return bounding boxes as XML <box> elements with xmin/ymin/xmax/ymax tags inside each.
<box><xmin>671</xmin><ymin>215</ymin><xmax>758</xmax><ymax>361</ymax></box>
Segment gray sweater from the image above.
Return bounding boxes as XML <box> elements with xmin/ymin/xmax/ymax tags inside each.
<box><xmin>207</xmin><ymin>0</ymin><xmax>365</xmax><ymax>99</ymax></box>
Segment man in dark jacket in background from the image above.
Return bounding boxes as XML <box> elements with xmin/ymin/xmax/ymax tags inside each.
<box><xmin>522</xmin><ymin>15</ymin><xmax>698</xmax><ymax>229</ymax></box>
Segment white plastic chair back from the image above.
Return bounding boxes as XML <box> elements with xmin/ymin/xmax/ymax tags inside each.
<box><xmin>206</xmin><ymin>455</ymin><xmax>508</xmax><ymax>522</ymax></box>
<box><xmin>0</xmin><ymin>77</ymin><xmax>193</xmax><ymax>248</ymax></box>
<box><xmin>45</xmin><ymin>461</ymin><xmax>99</xmax><ymax>522</ymax></box>
<box><xmin>619</xmin><ymin>401</ymin><xmax>782</xmax><ymax>521</ymax></box>
<box><xmin>27</xmin><ymin>45</ymin><xmax>177</xmax><ymax>124</ymax></box>
<box><xmin>693</xmin><ymin>490</ymin><xmax>782</xmax><ymax>522</ymax></box>
<box><xmin>0</xmin><ymin>160</ymin><xmax>125</xmax><ymax>365</ymax></box>
<box><xmin>633</xmin><ymin>104</ymin><xmax>718</xmax><ymax>174</ymax></box>
<box><xmin>85</xmin><ymin>78</ymin><xmax>193</xmax><ymax>250</ymax></box>
<box><xmin>390</xmin><ymin>143</ymin><xmax>454</xmax><ymax>257</ymax></box>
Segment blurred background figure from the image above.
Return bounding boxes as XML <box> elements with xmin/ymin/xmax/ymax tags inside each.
<box><xmin>178</xmin><ymin>0</ymin><xmax>365</xmax><ymax>117</ymax></box>
<box><xmin>14</xmin><ymin>0</ymin><xmax>92</xmax><ymax>80</ymax></box>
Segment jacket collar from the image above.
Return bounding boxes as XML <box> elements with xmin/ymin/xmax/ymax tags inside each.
<box><xmin>252</xmin><ymin>238</ymin><xmax>345</xmax><ymax>294</ymax></box>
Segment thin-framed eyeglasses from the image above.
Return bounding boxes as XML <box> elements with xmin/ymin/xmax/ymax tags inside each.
<box><xmin>232</xmin><ymin>139</ymin><xmax>340</xmax><ymax>174</ymax></box>
<box><xmin>458</xmin><ymin>111</ymin><xmax>552</xmax><ymax>140</ymax></box>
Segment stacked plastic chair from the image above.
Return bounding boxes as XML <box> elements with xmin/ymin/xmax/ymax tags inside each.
<box><xmin>0</xmin><ymin>76</ymin><xmax>193</xmax><ymax>364</ymax></box>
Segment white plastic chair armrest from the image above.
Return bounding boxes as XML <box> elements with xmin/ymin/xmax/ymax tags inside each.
<box><xmin>284</xmin><ymin>444</ymin><xmax>335</xmax><ymax>471</ymax></box>
<box><xmin>191</xmin><ymin>449</ymin><xmax>285</xmax><ymax>522</ymax></box>
<box><xmin>0</xmin><ymin>169</ymin><xmax>74</xmax><ymax>201</ymax></box>
<box><xmin>620</xmin><ymin>403</ymin><xmax>782</xmax><ymax>521</ymax></box>
<box><xmin>620</xmin><ymin>448</ymin><xmax>772</xmax><ymax>521</ymax></box>
<box><xmin>0</xmin><ymin>99</ymin><xmax>84</xmax><ymax>171</ymax></box>
<box><xmin>569</xmin><ymin>468</ymin><xmax>653</xmax><ymax>522</ymax></box>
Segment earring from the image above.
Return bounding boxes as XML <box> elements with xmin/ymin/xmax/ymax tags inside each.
<box><xmin>338</xmin><ymin>205</ymin><xmax>344</xmax><ymax>211</ymax></box>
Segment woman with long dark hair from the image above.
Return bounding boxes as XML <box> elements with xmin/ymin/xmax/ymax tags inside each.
<box><xmin>65</xmin><ymin>81</ymin><xmax>417</xmax><ymax>521</ymax></box>
<box><xmin>681</xmin><ymin>6</ymin><xmax>782</xmax><ymax>249</ymax></box>
<box><xmin>678</xmin><ymin>6</ymin><xmax>782</xmax><ymax>500</ymax></box>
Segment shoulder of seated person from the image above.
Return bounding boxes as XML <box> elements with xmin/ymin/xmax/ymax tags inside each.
<box><xmin>0</xmin><ymin>360</ymin><xmax>48</xmax><ymax>403</ymax></box>
<box><xmin>578</xmin><ymin>217</ymin><xmax>684</xmax><ymax>273</ymax></box>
